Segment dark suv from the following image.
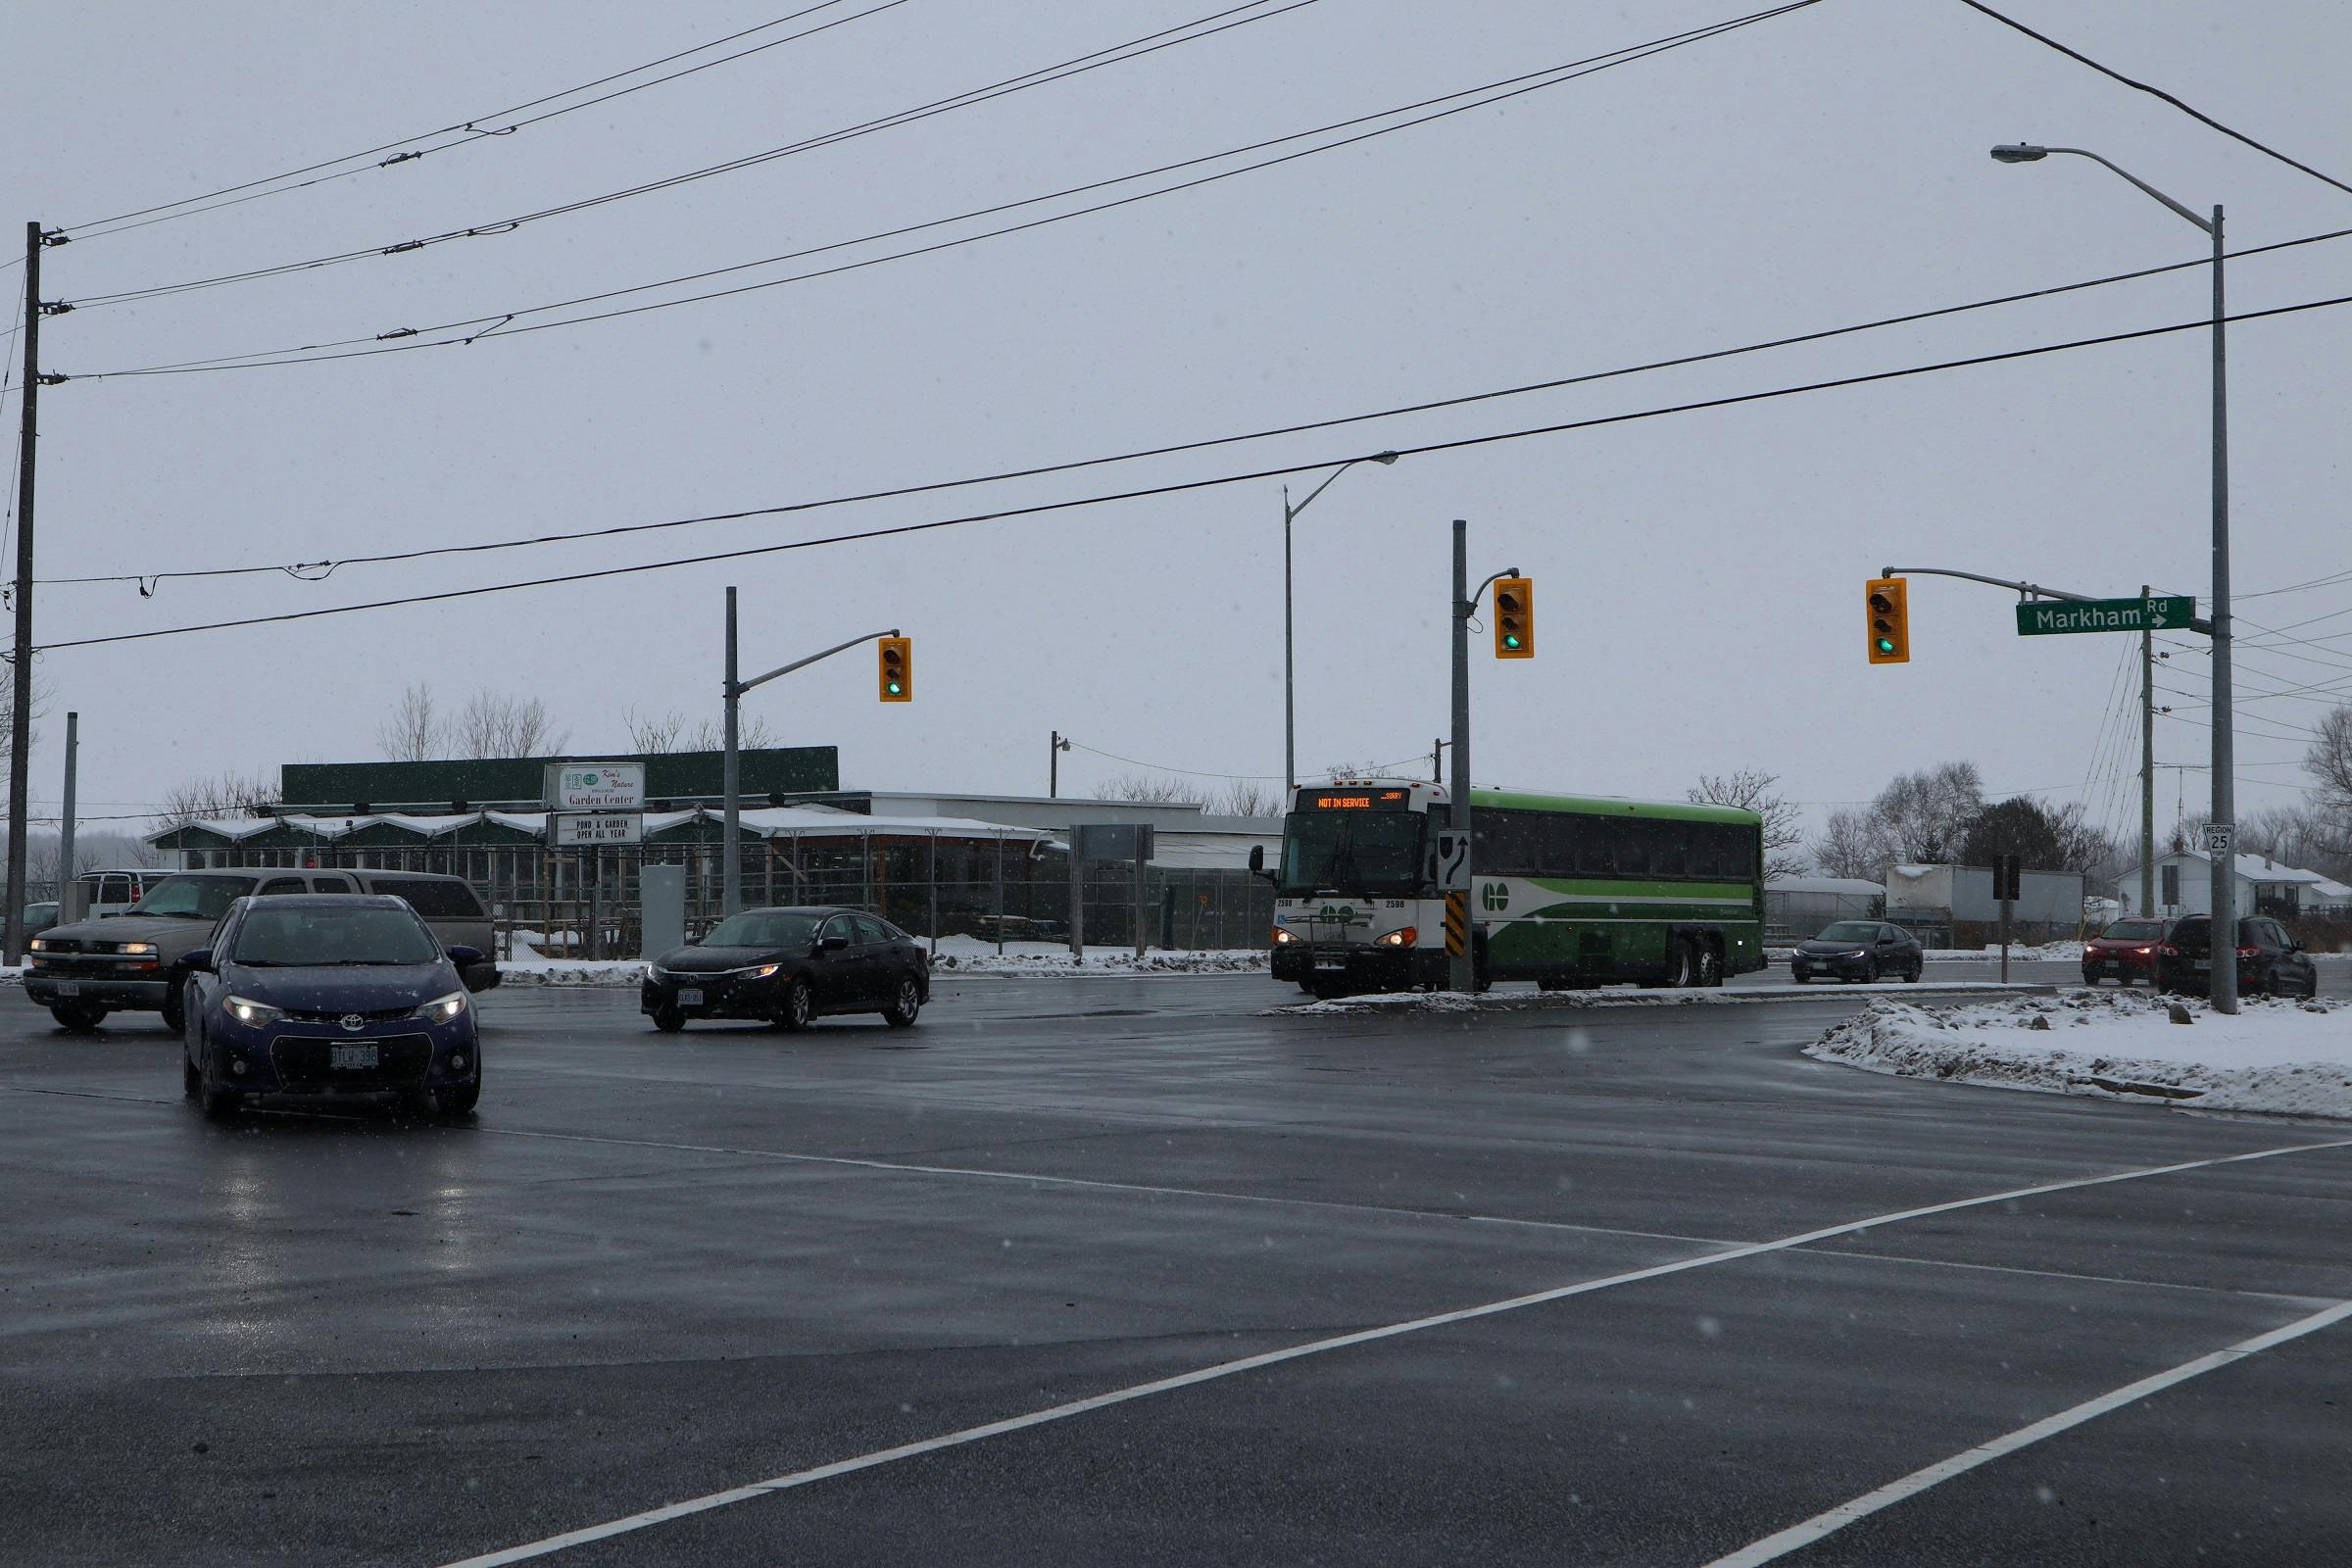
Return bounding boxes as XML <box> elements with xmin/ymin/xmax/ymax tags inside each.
<box><xmin>2154</xmin><ymin>914</ymin><xmax>2318</xmax><ymax>998</ymax></box>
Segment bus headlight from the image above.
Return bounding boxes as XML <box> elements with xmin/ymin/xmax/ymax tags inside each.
<box><xmin>1270</xmin><ymin>926</ymin><xmax>1297</xmax><ymax>945</ymax></box>
<box><xmin>1373</xmin><ymin>927</ymin><xmax>1417</xmax><ymax>949</ymax></box>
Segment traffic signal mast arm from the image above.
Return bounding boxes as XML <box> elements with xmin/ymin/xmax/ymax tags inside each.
<box><xmin>729</xmin><ymin>626</ymin><xmax>904</xmax><ymax>699</ymax></box>
<box><xmin>1879</xmin><ymin>565</ymin><xmax>2215</xmax><ymax>637</ymax></box>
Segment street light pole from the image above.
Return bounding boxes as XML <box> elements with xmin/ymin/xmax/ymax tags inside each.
<box><xmin>1283</xmin><ymin>453</ymin><xmax>1397</xmax><ymax>793</ymax></box>
<box><xmin>1990</xmin><ymin>144</ymin><xmax>2236</xmax><ymax>1012</ymax></box>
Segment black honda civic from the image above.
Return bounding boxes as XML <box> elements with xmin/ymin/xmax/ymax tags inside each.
<box><xmin>642</xmin><ymin>906</ymin><xmax>929</xmax><ymax>1032</ymax></box>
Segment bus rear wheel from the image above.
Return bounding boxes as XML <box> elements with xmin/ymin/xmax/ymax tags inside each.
<box><xmin>1664</xmin><ymin>938</ymin><xmax>1698</xmax><ymax>989</ymax></box>
<box><xmin>1694</xmin><ymin>939</ymin><xmax>1724</xmax><ymax>988</ymax></box>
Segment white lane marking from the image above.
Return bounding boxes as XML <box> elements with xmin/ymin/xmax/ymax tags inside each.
<box><xmin>1702</xmin><ymin>1297</ymin><xmax>2352</xmax><ymax>1568</ymax></box>
<box><xmin>481</xmin><ymin>1123</ymin><xmax>1741</xmax><ymax>1249</ymax></box>
<box><xmin>433</xmin><ymin>1133</ymin><xmax>2352</xmax><ymax>1568</ymax></box>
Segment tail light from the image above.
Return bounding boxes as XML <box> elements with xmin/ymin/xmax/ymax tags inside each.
<box><xmin>2156</xmin><ymin>944</ymin><xmax>2180</xmax><ymax>957</ymax></box>
<box><xmin>2236</xmin><ymin>945</ymin><xmax>2261</xmax><ymax>959</ymax></box>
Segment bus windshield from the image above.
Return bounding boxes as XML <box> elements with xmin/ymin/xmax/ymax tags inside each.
<box><xmin>1278</xmin><ymin>811</ymin><xmax>1425</xmax><ymax>897</ymax></box>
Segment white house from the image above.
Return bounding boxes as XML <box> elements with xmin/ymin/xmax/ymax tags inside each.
<box><xmin>2119</xmin><ymin>850</ymin><xmax>2334</xmax><ymax>919</ymax></box>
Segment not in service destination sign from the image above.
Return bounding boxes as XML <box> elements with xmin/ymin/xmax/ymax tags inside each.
<box><xmin>2014</xmin><ymin>596</ymin><xmax>2196</xmax><ymax>636</ymax></box>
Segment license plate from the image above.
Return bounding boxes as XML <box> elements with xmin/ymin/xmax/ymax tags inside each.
<box><xmin>2192</xmin><ymin>959</ymin><xmax>2210</xmax><ymax>971</ymax></box>
<box><xmin>677</xmin><ymin>988</ymin><xmax>704</xmax><ymax>1006</ymax></box>
<box><xmin>1314</xmin><ymin>957</ymin><xmax>1347</xmax><ymax>971</ymax></box>
<box><xmin>54</xmin><ymin>981</ymin><xmax>79</xmax><ymax>997</ymax></box>
<box><xmin>330</xmin><ymin>1043</ymin><xmax>378</xmax><ymax>1070</ymax></box>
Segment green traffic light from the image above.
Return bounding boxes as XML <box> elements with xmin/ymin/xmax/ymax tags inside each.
<box><xmin>886</xmin><ymin>681</ymin><xmax>903</xmax><ymax>695</ymax></box>
<box><xmin>1875</xmin><ymin>638</ymin><xmax>1896</xmax><ymax>655</ymax></box>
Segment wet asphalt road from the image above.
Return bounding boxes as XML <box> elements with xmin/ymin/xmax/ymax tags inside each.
<box><xmin>2</xmin><ymin>967</ymin><xmax>2347</xmax><ymax>1567</ymax></box>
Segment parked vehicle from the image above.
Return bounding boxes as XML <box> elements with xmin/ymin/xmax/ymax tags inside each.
<box><xmin>2082</xmin><ymin>917</ymin><xmax>2167</xmax><ymax>986</ymax></box>
<box><xmin>2154</xmin><ymin>914</ymin><xmax>2319</xmax><ymax>998</ymax></box>
<box><xmin>25</xmin><ymin>866</ymin><xmax>494</xmax><ymax>1032</ymax></box>
<box><xmin>1789</xmin><ymin>920</ymin><xmax>1924</xmax><ymax>984</ymax></box>
<box><xmin>642</xmin><ymin>906</ymin><xmax>928</xmax><ymax>1032</ymax></box>
<box><xmin>71</xmin><ymin>868</ymin><xmax>169</xmax><ymax>920</ymax></box>
<box><xmin>179</xmin><ymin>895</ymin><xmax>493</xmax><ymax>1119</ymax></box>
<box><xmin>21</xmin><ymin>902</ymin><xmax>59</xmax><ymax>939</ymax></box>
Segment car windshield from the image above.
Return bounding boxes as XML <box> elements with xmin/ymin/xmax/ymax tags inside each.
<box><xmin>702</xmin><ymin>912</ymin><xmax>822</xmax><ymax>949</ymax></box>
<box><xmin>2103</xmin><ymin>919</ymin><xmax>2165</xmax><ymax>941</ymax></box>
<box><xmin>1815</xmin><ymin>922</ymin><xmax>1878</xmax><ymax>943</ymax></box>
<box><xmin>1277</xmin><ymin>811</ymin><xmax>1426</xmax><ymax>897</ymax></box>
<box><xmin>126</xmin><ymin>875</ymin><xmax>253</xmax><ymax>920</ymax></box>
<box><xmin>230</xmin><ymin>906</ymin><xmax>440</xmax><ymax>966</ymax></box>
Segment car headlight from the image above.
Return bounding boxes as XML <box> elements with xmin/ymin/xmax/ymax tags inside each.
<box><xmin>644</xmin><ymin>963</ymin><xmax>662</xmax><ymax>981</ymax></box>
<box><xmin>114</xmin><ymin>942</ymin><xmax>158</xmax><ymax>956</ymax></box>
<box><xmin>411</xmin><ymin>991</ymin><xmax>468</xmax><ymax>1025</ymax></box>
<box><xmin>736</xmin><ymin>963</ymin><xmax>781</xmax><ymax>980</ymax></box>
<box><xmin>225</xmin><ymin>996</ymin><xmax>285</xmax><ymax>1027</ymax></box>
<box><xmin>1373</xmin><ymin>927</ymin><xmax>1418</xmax><ymax>949</ymax></box>
<box><xmin>28</xmin><ymin>937</ymin><xmax>50</xmax><ymax>952</ymax></box>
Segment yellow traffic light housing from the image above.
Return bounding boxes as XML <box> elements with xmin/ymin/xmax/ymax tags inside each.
<box><xmin>877</xmin><ymin>636</ymin><xmax>911</xmax><ymax>701</ymax></box>
<box><xmin>1866</xmin><ymin>576</ymin><xmax>1909</xmax><ymax>664</ymax></box>
<box><xmin>1494</xmin><ymin>576</ymin><xmax>1534</xmax><ymax>658</ymax></box>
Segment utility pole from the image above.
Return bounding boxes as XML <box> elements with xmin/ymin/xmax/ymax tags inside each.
<box><xmin>1433</xmin><ymin>737</ymin><xmax>1444</xmax><ymax>784</ymax></box>
<box><xmin>1050</xmin><ymin>730</ymin><xmax>1070</xmax><ymax>798</ymax></box>
<box><xmin>2205</xmin><ymin>203</ymin><xmax>2237</xmax><ymax>1014</ymax></box>
<box><xmin>2140</xmin><ymin>583</ymin><xmax>2155</xmax><ymax>918</ymax></box>
<box><xmin>58</xmin><ymin>711</ymin><xmax>77</xmax><ymax>905</ymax></box>
<box><xmin>6</xmin><ymin>222</ymin><xmax>47</xmax><ymax>965</ymax></box>
<box><xmin>1448</xmin><ymin>521</ymin><xmax>1471</xmax><ymax>994</ymax></box>
<box><xmin>722</xmin><ymin>587</ymin><xmax>741</xmax><ymax>916</ymax></box>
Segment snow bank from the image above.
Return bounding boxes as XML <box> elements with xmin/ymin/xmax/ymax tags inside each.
<box><xmin>1806</xmin><ymin>989</ymin><xmax>2352</xmax><ymax>1119</ymax></box>
<box><xmin>1276</xmin><ymin>980</ymin><xmax>2036</xmax><ymax>1016</ymax></box>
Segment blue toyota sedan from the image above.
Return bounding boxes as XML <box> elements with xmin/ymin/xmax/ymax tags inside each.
<box><xmin>180</xmin><ymin>894</ymin><xmax>492</xmax><ymax>1119</ymax></box>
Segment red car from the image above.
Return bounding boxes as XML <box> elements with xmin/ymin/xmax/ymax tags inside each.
<box><xmin>2082</xmin><ymin>917</ymin><xmax>2167</xmax><ymax>986</ymax></box>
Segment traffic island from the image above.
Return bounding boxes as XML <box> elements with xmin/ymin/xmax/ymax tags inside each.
<box><xmin>1805</xmin><ymin>989</ymin><xmax>2351</xmax><ymax>1119</ymax></box>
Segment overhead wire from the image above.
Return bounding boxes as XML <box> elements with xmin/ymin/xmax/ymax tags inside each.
<box><xmin>1954</xmin><ymin>0</ymin><xmax>2352</xmax><ymax>199</ymax></box>
<box><xmin>57</xmin><ymin>0</ymin><xmax>1835</xmax><ymax>381</ymax></box>
<box><xmin>31</xmin><ymin>285</ymin><xmax>2352</xmax><ymax>655</ymax></box>
<box><xmin>63</xmin><ymin>1</ymin><xmax>1318</xmax><ymax>313</ymax></box>
<box><xmin>53</xmin><ymin>1</ymin><xmax>906</xmax><ymax>242</ymax></box>
<box><xmin>39</xmin><ymin>231</ymin><xmax>2352</xmax><ymax>590</ymax></box>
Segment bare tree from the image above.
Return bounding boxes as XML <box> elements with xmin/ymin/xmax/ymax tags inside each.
<box><xmin>1099</xmin><ymin>772</ymin><xmax>1206</xmax><ymax>807</ymax></box>
<box><xmin>1869</xmin><ymin>761</ymin><xmax>1985</xmax><ymax>865</ymax></box>
<box><xmin>621</xmin><ymin>707</ymin><xmax>778</xmax><ymax>754</ymax></box>
<box><xmin>1204</xmin><ymin>779</ymin><xmax>1281</xmax><ymax>817</ymax></box>
<box><xmin>156</xmin><ymin>770</ymin><xmax>281</xmax><ymax>828</ymax></box>
<box><xmin>1813</xmin><ymin>808</ymin><xmax>1881</xmax><ymax>880</ymax></box>
<box><xmin>448</xmin><ymin>692</ymin><xmax>569</xmax><ymax>759</ymax></box>
<box><xmin>1688</xmin><ymin>769</ymin><xmax>1805</xmax><ymax>880</ymax></box>
<box><xmin>377</xmin><ymin>683</ymin><xmax>441</xmax><ymax>761</ymax></box>
<box><xmin>2310</xmin><ymin>706</ymin><xmax>2352</xmax><ymax>818</ymax></box>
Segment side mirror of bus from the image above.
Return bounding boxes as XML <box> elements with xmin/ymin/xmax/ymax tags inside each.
<box><xmin>1248</xmin><ymin>844</ymin><xmax>1269</xmax><ymax>880</ymax></box>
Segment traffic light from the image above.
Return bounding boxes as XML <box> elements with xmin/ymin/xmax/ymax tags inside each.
<box><xmin>877</xmin><ymin>636</ymin><xmax>911</xmax><ymax>701</ymax></box>
<box><xmin>1494</xmin><ymin>576</ymin><xmax>1534</xmax><ymax>658</ymax></box>
<box><xmin>1866</xmin><ymin>576</ymin><xmax>1909</xmax><ymax>664</ymax></box>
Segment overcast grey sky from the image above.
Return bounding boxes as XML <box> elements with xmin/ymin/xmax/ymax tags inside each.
<box><xmin>5</xmin><ymin>0</ymin><xmax>2348</xmax><ymax>847</ymax></box>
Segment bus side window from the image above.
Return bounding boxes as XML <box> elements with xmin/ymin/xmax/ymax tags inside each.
<box><xmin>1646</xmin><ymin>820</ymin><xmax>1687</xmax><ymax>878</ymax></box>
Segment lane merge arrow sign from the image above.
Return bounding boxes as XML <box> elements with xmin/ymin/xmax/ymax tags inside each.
<box><xmin>2014</xmin><ymin>595</ymin><xmax>2197</xmax><ymax>636</ymax></box>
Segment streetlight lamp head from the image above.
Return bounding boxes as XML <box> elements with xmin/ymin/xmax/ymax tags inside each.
<box><xmin>1369</xmin><ymin>451</ymin><xmax>1399</xmax><ymax>466</ymax></box>
<box><xmin>1990</xmin><ymin>143</ymin><xmax>2049</xmax><ymax>164</ymax></box>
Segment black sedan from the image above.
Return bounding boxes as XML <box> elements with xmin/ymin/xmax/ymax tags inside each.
<box><xmin>642</xmin><ymin>906</ymin><xmax>929</xmax><ymax>1032</ymax></box>
<box><xmin>1790</xmin><ymin>920</ymin><xmax>1924</xmax><ymax>984</ymax></box>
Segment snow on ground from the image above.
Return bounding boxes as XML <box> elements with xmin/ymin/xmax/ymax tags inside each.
<box><xmin>1806</xmin><ymin>989</ymin><xmax>2352</xmax><ymax>1119</ymax></box>
<box><xmin>494</xmin><ymin>936</ymin><xmax>1268</xmax><ymax>987</ymax></box>
<box><xmin>1275</xmin><ymin>980</ymin><xmax>2037</xmax><ymax>1016</ymax></box>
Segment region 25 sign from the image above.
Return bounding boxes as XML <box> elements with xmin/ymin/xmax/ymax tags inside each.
<box><xmin>2014</xmin><ymin>596</ymin><xmax>2196</xmax><ymax>636</ymax></box>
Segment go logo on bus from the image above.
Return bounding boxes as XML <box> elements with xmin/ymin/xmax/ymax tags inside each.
<box><xmin>1481</xmin><ymin>882</ymin><xmax>1508</xmax><ymax>911</ymax></box>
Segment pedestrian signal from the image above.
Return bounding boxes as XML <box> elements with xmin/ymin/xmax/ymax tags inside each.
<box><xmin>878</xmin><ymin>636</ymin><xmax>911</xmax><ymax>702</ymax></box>
<box><xmin>1866</xmin><ymin>576</ymin><xmax>1909</xmax><ymax>664</ymax></box>
<box><xmin>1494</xmin><ymin>576</ymin><xmax>1534</xmax><ymax>659</ymax></box>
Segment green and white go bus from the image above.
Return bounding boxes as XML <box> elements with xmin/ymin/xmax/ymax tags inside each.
<box><xmin>1259</xmin><ymin>779</ymin><xmax>1766</xmax><ymax>998</ymax></box>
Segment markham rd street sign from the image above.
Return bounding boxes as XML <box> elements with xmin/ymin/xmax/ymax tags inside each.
<box><xmin>2014</xmin><ymin>596</ymin><xmax>2197</xmax><ymax>636</ymax></box>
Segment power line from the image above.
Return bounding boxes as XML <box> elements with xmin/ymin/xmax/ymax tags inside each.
<box><xmin>55</xmin><ymin>1</ymin><xmax>1831</xmax><ymax>381</ymax></box>
<box><xmin>53</xmin><ymin>2</ymin><xmax>907</xmax><ymax>242</ymax></box>
<box><xmin>31</xmin><ymin>286</ymin><xmax>2352</xmax><ymax>656</ymax></box>
<box><xmin>62</xmin><ymin>1</ymin><xmax>1316</xmax><ymax>313</ymax></box>
<box><xmin>38</xmin><ymin>230</ymin><xmax>2352</xmax><ymax>589</ymax></box>
<box><xmin>1954</xmin><ymin>0</ymin><xmax>2352</xmax><ymax>198</ymax></box>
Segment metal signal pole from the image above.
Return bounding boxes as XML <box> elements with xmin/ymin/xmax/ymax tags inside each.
<box><xmin>1448</xmin><ymin>520</ymin><xmax>1471</xmax><ymax>993</ymax></box>
<box><xmin>6</xmin><ymin>222</ymin><xmax>47</xmax><ymax>965</ymax></box>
